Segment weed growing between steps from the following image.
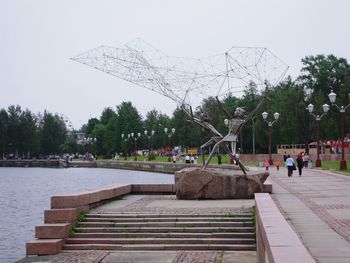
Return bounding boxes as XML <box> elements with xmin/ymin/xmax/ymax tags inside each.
<box><xmin>69</xmin><ymin>211</ymin><xmax>87</xmax><ymax>237</ymax></box>
<box><xmin>214</xmin><ymin>251</ymin><xmax>224</xmax><ymax>263</ymax></box>
<box><xmin>226</xmin><ymin>212</ymin><xmax>236</xmax><ymax>218</ymax></box>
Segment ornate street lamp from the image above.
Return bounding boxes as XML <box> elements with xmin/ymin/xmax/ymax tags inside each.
<box><xmin>144</xmin><ymin>130</ymin><xmax>155</xmax><ymax>161</ymax></box>
<box><xmin>131</xmin><ymin>132</ymin><xmax>141</xmax><ymax>161</ymax></box>
<box><xmin>121</xmin><ymin>133</ymin><xmax>130</xmax><ymax>160</ymax></box>
<box><xmin>328</xmin><ymin>90</ymin><xmax>350</xmax><ymax>170</ymax></box>
<box><xmin>164</xmin><ymin>127</ymin><xmax>175</xmax><ymax>162</ymax></box>
<box><xmin>262</xmin><ymin>111</ymin><xmax>280</xmax><ymax>165</ymax></box>
<box><xmin>307</xmin><ymin>103</ymin><xmax>329</xmax><ymax>167</ymax></box>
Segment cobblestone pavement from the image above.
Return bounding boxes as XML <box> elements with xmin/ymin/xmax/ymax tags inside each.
<box><xmin>17</xmin><ymin>250</ymin><xmax>257</xmax><ymax>263</ymax></box>
<box><xmin>269</xmin><ymin>167</ymin><xmax>350</xmax><ymax>243</ymax></box>
<box><xmin>16</xmin><ymin>251</ymin><xmax>109</xmax><ymax>263</ymax></box>
<box><xmin>172</xmin><ymin>251</ymin><xmax>219</xmax><ymax>263</ymax></box>
<box><xmin>91</xmin><ymin>194</ymin><xmax>254</xmax><ymax>214</ymax></box>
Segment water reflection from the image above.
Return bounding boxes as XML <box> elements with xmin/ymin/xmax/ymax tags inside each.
<box><xmin>0</xmin><ymin>167</ymin><xmax>173</xmax><ymax>263</ymax></box>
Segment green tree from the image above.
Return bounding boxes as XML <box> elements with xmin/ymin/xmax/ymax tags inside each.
<box><xmin>115</xmin><ymin>102</ymin><xmax>143</xmax><ymax>154</ymax></box>
<box><xmin>18</xmin><ymin>109</ymin><xmax>39</xmax><ymax>157</ymax></box>
<box><xmin>39</xmin><ymin>112</ymin><xmax>67</xmax><ymax>155</ymax></box>
<box><xmin>7</xmin><ymin>105</ymin><xmax>22</xmax><ymax>156</ymax></box>
<box><xmin>0</xmin><ymin>109</ymin><xmax>9</xmax><ymax>157</ymax></box>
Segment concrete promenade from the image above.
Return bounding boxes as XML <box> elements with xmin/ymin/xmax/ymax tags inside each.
<box><xmin>264</xmin><ymin>166</ymin><xmax>350</xmax><ymax>263</ymax></box>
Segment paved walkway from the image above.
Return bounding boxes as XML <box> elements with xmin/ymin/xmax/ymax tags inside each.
<box><xmin>264</xmin><ymin>166</ymin><xmax>350</xmax><ymax>263</ymax></box>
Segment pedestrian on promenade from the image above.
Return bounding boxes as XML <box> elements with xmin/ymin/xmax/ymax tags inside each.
<box><xmin>185</xmin><ymin>154</ymin><xmax>190</xmax><ymax>164</ymax></box>
<box><xmin>285</xmin><ymin>155</ymin><xmax>295</xmax><ymax>177</ymax></box>
<box><xmin>296</xmin><ymin>154</ymin><xmax>304</xmax><ymax>176</ymax></box>
<box><xmin>275</xmin><ymin>160</ymin><xmax>281</xmax><ymax>171</ymax></box>
<box><xmin>303</xmin><ymin>153</ymin><xmax>310</xmax><ymax>168</ymax></box>
<box><xmin>264</xmin><ymin>160</ymin><xmax>270</xmax><ymax>171</ymax></box>
<box><xmin>283</xmin><ymin>152</ymin><xmax>288</xmax><ymax>162</ymax></box>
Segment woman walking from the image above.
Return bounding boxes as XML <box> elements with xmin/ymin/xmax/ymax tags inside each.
<box><xmin>296</xmin><ymin>154</ymin><xmax>304</xmax><ymax>176</ymax></box>
<box><xmin>285</xmin><ymin>155</ymin><xmax>295</xmax><ymax>177</ymax></box>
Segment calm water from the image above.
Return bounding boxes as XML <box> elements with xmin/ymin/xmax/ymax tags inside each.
<box><xmin>0</xmin><ymin>167</ymin><xmax>173</xmax><ymax>263</ymax></box>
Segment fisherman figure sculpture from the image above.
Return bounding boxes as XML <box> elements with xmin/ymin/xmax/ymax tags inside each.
<box><xmin>202</xmin><ymin>97</ymin><xmax>267</xmax><ymax>171</ymax></box>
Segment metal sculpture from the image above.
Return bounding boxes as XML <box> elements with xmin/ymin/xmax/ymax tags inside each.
<box><xmin>72</xmin><ymin>39</ymin><xmax>288</xmax><ymax>173</ymax></box>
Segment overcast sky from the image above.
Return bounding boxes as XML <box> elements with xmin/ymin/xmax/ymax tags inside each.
<box><xmin>1</xmin><ymin>0</ymin><xmax>349</xmax><ymax>129</ymax></box>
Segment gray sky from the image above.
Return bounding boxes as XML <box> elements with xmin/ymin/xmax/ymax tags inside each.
<box><xmin>1</xmin><ymin>0</ymin><xmax>349</xmax><ymax>129</ymax></box>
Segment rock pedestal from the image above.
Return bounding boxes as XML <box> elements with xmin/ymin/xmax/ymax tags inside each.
<box><xmin>175</xmin><ymin>167</ymin><xmax>269</xmax><ymax>199</ymax></box>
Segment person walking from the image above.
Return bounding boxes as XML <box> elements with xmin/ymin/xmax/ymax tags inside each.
<box><xmin>264</xmin><ymin>160</ymin><xmax>270</xmax><ymax>171</ymax></box>
<box><xmin>296</xmin><ymin>154</ymin><xmax>304</xmax><ymax>176</ymax></box>
<box><xmin>283</xmin><ymin>152</ymin><xmax>288</xmax><ymax>162</ymax></box>
<box><xmin>275</xmin><ymin>160</ymin><xmax>281</xmax><ymax>171</ymax></box>
<box><xmin>303</xmin><ymin>153</ymin><xmax>310</xmax><ymax>168</ymax></box>
<box><xmin>285</xmin><ymin>155</ymin><xmax>295</xmax><ymax>177</ymax></box>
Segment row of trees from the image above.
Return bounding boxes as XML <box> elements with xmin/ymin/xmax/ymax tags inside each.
<box><xmin>0</xmin><ymin>106</ymin><xmax>70</xmax><ymax>158</ymax></box>
<box><xmin>1</xmin><ymin>54</ymin><xmax>350</xmax><ymax>158</ymax></box>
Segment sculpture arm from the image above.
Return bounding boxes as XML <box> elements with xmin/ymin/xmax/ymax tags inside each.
<box><xmin>215</xmin><ymin>96</ymin><xmax>231</xmax><ymax>118</ymax></box>
<box><xmin>245</xmin><ymin>97</ymin><xmax>268</xmax><ymax>121</ymax></box>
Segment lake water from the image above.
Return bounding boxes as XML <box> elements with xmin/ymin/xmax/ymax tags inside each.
<box><xmin>0</xmin><ymin>167</ymin><xmax>174</xmax><ymax>263</ymax></box>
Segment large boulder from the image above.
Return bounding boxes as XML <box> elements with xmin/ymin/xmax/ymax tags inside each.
<box><xmin>175</xmin><ymin>167</ymin><xmax>269</xmax><ymax>199</ymax></box>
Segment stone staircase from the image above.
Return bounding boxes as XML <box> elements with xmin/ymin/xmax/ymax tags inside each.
<box><xmin>64</xmin><ymin>213</ymin><xmax>256</xmax><ymax>251</ymax></box>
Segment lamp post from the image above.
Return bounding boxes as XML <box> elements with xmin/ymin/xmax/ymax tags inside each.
<box><xmin>252</xmin><ymin>116</ymin><xmax>257</xmax><ymax>155</ymax></box>
<box><xmin>131</xmin><ymin>132</ymin><xmax>141</xmax><ymax>161</ymax></box>
<box><xmin>164</xmin><ymin>127</ymin><xmax>175</xmax><ymax>162</ymax></box>
<box><xmin>144</xmin><ymin>130</ymin><xmax>155</xmax><ymax>161</ymax></box>
<box><xmin>262</xmin><ymin>111</ymin><xmax>280</xmax><ymax>165</ymax></box>
<box><xmin>121</xmin><ymin>133</ymin><xmax>130</xmax><ymax>160</ymax></box>
<box><xmin>328</xmin><ymin>90</ymin><xmax>350</xmax><ymax>170</ymax></box>
<box><xmin>307</xmin><ymin>103</ymin><xmax>329</xmax><ymax>167</ymax></box>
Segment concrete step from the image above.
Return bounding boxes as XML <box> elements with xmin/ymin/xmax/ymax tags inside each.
<box><xmin>63</xmin><ymin>243</ymin><xmax>256</xmax><ymax>251</ymax></box>
<box><xmin>72</xmin><ymin>232</ymin><xmax>255</xmax><ymax>239</ymax></box>
<box><xmin>66</xmin><ymin>237</ymin><xmax>255</xmax><ymax>245</ymax></box>
<box><xmin>86</xmin><ymin>213</ymin><xmax>251</xmax><ymax>218</ymax></box>
<box><xmin>84</xmin><ymin>217</ymin><xmax>253</xmax><ymax>223</ymax></box>
<box><xmin>75</xmin><ymin>226</ymin><xmax>254</xmax><ymax>233</ymax></box>
<box><xmin>79</xmin><ymin>221</ymin><xmax>253</xmax><ymax>228</ymax></box>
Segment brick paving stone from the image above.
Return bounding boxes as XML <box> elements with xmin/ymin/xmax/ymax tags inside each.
<box><xmin>172</xmin><ymin>251</ymin><xmax>219</xmax><ymax>263</ymax></box>
<box><xmin>91</xmin><ymin>195</ymin><xmax>254</xmax><ymax>214</ymax></box>
<box><xmin>16</xmin><ymin>251</ymin><xmax>109</xmax><ymax>263</ymax></box>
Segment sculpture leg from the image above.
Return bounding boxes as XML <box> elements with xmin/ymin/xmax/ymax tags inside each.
<box><xmin>221</xmin><ymin>143</ymin><xmax>248</xmax><ymax>174</ymax></box>
<box><xmin>204</xmin><ymin>139</ymin><xmax>225</xmax><ymax>169</ymax></box>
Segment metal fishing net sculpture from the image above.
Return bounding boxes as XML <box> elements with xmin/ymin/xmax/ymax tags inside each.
<box><xmin>72</xmin><ymin>39</ymin><xmax>288</xmax><ymax>173</ymax></box>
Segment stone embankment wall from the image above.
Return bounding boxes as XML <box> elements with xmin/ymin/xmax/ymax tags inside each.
<box><xmin>0</xmin><ymin>160</ymin><xmax>60</xmax><ymax>167</ymax></box>
<box><xmin>94</xmin><ymin>160</ymin><xmax>240</xmax><ymax>174</ymax></box>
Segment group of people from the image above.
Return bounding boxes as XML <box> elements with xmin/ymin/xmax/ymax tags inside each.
<box><xmin>263</xmin><ymin>152</ymin><xmax>311</xmax><ymax>177</ymax></box>
<box><xmin>284</xmin><ymin>152</ymin><xmax>310</xmax><ymax>177</ymax></box>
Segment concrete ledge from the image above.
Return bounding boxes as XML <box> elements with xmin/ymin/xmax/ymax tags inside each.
<box><xmin>263</xmin><ymin>183</ymin><xmax>272</xmax><ymax>193</ymax></box>
<box><xmin>51</xmin><ymin>184</ymin><xmax>132</xmax><ymax>209</ymax></box>
<box><xmin>132</xmin><ymin>184</ymin><xmax>175</xmax><ymax>193</ymax></box>
<box><xmin>26</xmin><ymin>239</ymin><xmax>64</xmax><ymax>255</ymax></box>
<box><xmin>35</xmin><ymin>223</ymin><xmax>71</xmax><ymax>239</ymax></box>
<box><xmin>44</xmin><ymin>208</ymin><xmax>78</xmax><ymax>223</ymax></box>
<box><xmin>255</xmin><ymin>193</ymin><xmax>315</xmax><ymax>263</ymax></box>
